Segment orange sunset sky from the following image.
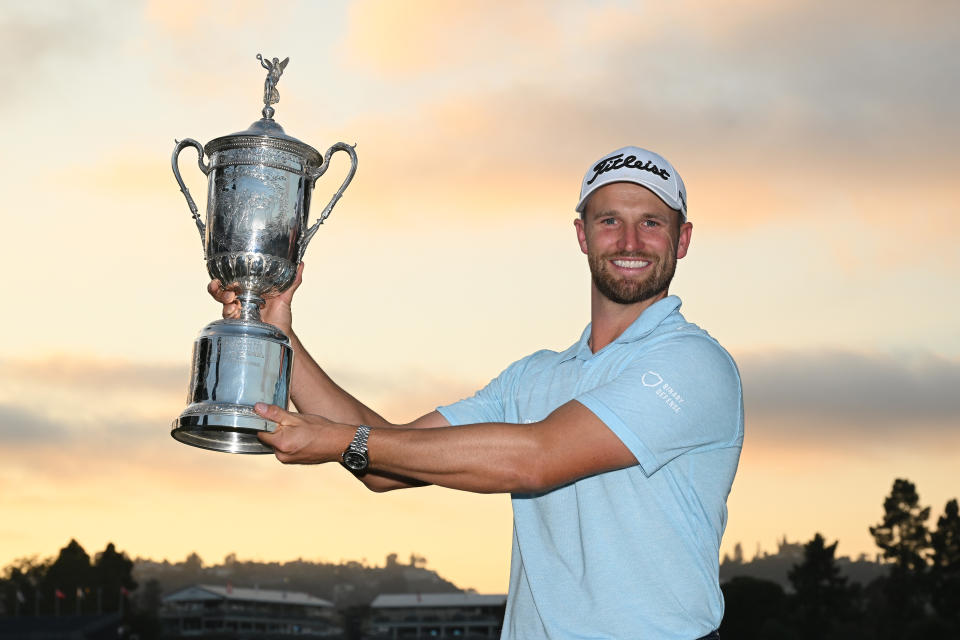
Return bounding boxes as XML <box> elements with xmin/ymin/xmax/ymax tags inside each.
<box><xmin>1</xmin><ymin>1</ymin><xmax>958</xmax><ymax>593</ymax></box>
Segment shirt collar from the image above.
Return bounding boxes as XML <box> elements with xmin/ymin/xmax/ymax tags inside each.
<box><xmin>561</xmin><ymin>295</ymin><xmax>683</xmax><ymax>363</ymax></box>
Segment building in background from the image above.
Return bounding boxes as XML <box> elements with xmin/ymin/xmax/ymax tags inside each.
<box><xmin>365</xmin><ymin>593</ymin><xmax>507</xmax><ymax>640</ymax></box>
<box><xmin>160</xmin><ymin>584</ymin><xmax>342</xmax><ymax>638</ymax></box>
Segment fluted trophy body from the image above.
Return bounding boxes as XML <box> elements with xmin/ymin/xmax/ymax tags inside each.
<box><xmin>170</xmin><ymin>55</ymin><xmax>357</xmax><ymax>454</ymax></box>
<box><xmin>202</xmin><ymin>141</ymin><xmax>315</xmax><ymax>303</ymax></box>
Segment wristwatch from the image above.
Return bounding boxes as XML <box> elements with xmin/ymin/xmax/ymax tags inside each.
<box><xmin>341</xmin><ymin>425</ymin><xmax>371</xmax><ymax>473</ymax></box>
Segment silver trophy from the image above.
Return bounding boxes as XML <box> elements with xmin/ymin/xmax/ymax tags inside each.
<box><xmin>170</xmin><ymin>55</ymin><xmax>357</xmax><ymax>454</ymax></box>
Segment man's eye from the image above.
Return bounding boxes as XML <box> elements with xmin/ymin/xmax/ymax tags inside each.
<box><xmin>643</xmin><ymin>220</ymin><xmax>661</xmax><ymax>227</ymax></box>
<box><xmin>601</xmin><ymin>218</ymin><xmax>617</xmax><ymax>225</ymax></box>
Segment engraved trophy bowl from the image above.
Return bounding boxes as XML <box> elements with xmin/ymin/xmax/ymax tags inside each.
<box><xmin>170</xmin><ymin>55</ymin><xmax>357</xmax><ymax>454</ymax></box>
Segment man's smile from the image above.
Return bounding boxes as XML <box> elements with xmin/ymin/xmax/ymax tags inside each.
<box><xmin>610</xmin><ymin>258</ymin><xmax>650</xmax><ymax>270</ymax></box>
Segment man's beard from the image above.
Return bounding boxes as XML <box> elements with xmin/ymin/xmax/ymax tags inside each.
<box><xmin>588</xmin><ymin>250</ymin><xmax>677</xmax><ymax>305</ymax></box>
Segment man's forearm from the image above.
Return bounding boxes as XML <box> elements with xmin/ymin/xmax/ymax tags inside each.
<box><xmin>268</xmin><ymin>414</ymin><xmax>549</xmax><ymax>493</ymax></box>
<box><xmin>257</xmin><ymin>399</ymin><xmax>637</xmax><ymax>495</ymax></box>
<box><xmin>365</xmin><ymin>422</ymin><xmax>546</xmax><ymax>493</ymax></box>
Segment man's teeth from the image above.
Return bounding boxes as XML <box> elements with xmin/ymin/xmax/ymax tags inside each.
<box><xmin>612</xmin><ymin>259</ymin><xmax>649</xmax><ymax>268</ymax></box>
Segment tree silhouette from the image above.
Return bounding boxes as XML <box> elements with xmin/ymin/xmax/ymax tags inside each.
<box><xmin>930</xmin><ymin>499</ymin><xmax>960</xmax><ymax>629</ymax></box>
<box><xmin>136</xmin><ymin>578</ymin><xmax>163</xmax><ymax>615</ymax></box>
<box><xmin>183</xmin><ymin>552</ymin><xmax>203</xmax><ymax>574</ymax></box>
<box><xmin>93</xmin><ymin>542</ymin><xmax>137</xmax><ymax>614</ymax></box>
<box><xmin>867</xmin><ymin>479</ymin><xmax>933</xmax><ymax>638</ymax></box>
<box><xmin>787</xmin><ymin>533</ymin><xmax>857</xmax><ymax>639</ymax></box>
<box><xmin>40</xmin><ymin>539</ymin><xmax>92</xmax><ymax>614</ymax></box>
<box><xmin>719</xmin><ymin>576</ymin><xmax>789</xmax><ymax>639</ymax></box>
<box><xmin>869</xmin><ymin>478</ymin><xmax>931</xmax><ymax>571</ymax></box>
<box><xmin>1</xmin><ymin>555</ymin><xmax>48</xmax><ymax>616</ymax></box>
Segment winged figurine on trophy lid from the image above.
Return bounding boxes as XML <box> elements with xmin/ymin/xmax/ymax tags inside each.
<box><xmin>256</xmin><ymin>54</ymin><xmax>288</xmax><ymax>118</ymax></box>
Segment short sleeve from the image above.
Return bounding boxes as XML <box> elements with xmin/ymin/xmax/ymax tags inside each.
<box><xmin>576</xmin><ymin>335</ymin><xmax>742</xmax><ymax>477</ymax></box>
<box><xmin>437</xmin><ymin>356</ymin><xmax>531</xmax><ymax>426</ymax></box>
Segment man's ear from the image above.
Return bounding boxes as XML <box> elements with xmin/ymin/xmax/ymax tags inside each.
<box><xmin>676</xmin><ymin>222</ymin><xmax>693</xmax><ymax>259</ymax></box>
<box><xmin>574</xmin><ymin>217</ymin><xmax>589</xmax><ymax>255</ymax></box>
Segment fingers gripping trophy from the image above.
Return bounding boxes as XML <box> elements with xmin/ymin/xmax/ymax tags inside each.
<box><xmin>170</xmin><ymin>55</ymin><xmax>357</xmax><ymax>454</ymax></box>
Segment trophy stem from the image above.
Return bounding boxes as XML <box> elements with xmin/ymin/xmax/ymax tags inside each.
<box><xmin>238</xmin><ymin>293</ymin><xmax>265</xmax><ymax>321</ymax></box>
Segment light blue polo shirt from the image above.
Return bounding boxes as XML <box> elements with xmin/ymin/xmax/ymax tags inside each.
<box><xmin>437</xmin><ymin>296</ymin><xmax>743</xmax><ymax>640</ymax></box>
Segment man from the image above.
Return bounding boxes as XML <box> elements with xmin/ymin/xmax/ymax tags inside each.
<box><xmin>211</xmin><ymin>146</ymin><xmax>743</xmax><ymax>639</ymax></box>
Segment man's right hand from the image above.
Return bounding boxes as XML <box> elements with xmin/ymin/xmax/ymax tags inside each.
<box><xmin>207</xmin><ymin>262</ymin><xmax>304</xmax><ymax>336</ymax></box>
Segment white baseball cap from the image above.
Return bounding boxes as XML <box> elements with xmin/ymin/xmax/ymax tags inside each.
<box><xmin>576</xmin><ymin>146</ymin><xmax>687</xmax><ymax>220</ymax></box>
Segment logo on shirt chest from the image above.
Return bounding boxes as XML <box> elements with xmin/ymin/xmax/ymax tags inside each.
<box><xmin>642</xmin><ymin>370</ymin><xmax>684</xmax><ymax>414</ymax></box>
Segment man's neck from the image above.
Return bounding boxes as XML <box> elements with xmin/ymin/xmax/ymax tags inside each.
<box><xmin>588</xmin><ymin>288</ymin><xmax>668</xmax><ymax>353</ymax></box>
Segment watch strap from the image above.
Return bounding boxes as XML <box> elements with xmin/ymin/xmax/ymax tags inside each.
<box><xmin>341</xmin><ymin>425</ymin><xmax>371</xmax><ymax>472</ymax></box>
<box><xmin>347</xmin><ymin>425</ymin><xmax>370</xmax><ymax>455</ymax></box>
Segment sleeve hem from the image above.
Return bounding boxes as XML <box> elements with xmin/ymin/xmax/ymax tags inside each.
<box><xmin>436</xmin><ymin>405</ymin><xmax>465</xmax><ymax>427</ymax></box>
<box><xmin>575</xmin><ymin>394</ymin><xmax>659</xmax><ymax>477</ymax></box>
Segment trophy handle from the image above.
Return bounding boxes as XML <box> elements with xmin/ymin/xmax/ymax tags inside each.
<box><xmin>172</xmin><ymin>138</ymin><xmax>211</xmax><ymax>247</ymax></box>
<box><xmin>299</xmin><ymin>142</ymin><xmax>358</xmax><ymax>261</ymax></box>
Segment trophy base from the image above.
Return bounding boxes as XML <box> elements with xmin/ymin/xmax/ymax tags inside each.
<box><xmin>172</xmin><ymin>403</ymin><xmax>275</xmax><ymax>454</ymax></box>
<box><xmin>173</xmin><ymin>318</ymin><xmax>293</xmax><ymax>455</ymax></box>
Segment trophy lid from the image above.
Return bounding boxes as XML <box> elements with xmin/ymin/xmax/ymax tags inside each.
<box><xmin>203</xmin><ymin>55</ymin><xmax>322</xmax><ymax>167</ymax></box>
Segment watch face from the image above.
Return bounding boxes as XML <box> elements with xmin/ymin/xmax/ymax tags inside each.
<box><xmin>343</xmin><ymin>451</ymin><xmax>368</xmax><ymax>471</ymax></box>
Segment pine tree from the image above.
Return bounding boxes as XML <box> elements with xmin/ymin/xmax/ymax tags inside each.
<box><xmin>869</xmin><ymin>478</ymin><xmax>931</xmax><ymax>571</ymax></box>
<box><xmin>867</xmin><ymin>479</ymin><xmax>933</xmax><ymax>638</ymax></box>
<box><xmin>787</xmin><ymin>533</ymin><xmax>854</xmax><ymax>638</ymax></box>
<box><xmin>930</xmin><ymin>499</ymin><xmax>960</xmax><ymax>626</ymax></box>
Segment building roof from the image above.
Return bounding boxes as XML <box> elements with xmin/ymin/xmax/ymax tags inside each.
<box><xmin>164</xmin><ymin>584</ymin><xmax>334</xmax><ymax>608</ymax></box>
<box><xmin>371</xmin><ymin>593</ymin><xmax>507</xmax><ymax>608</ymax></box>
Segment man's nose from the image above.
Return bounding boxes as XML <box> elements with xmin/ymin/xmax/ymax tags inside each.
<box><xmin>619</xmin><ymin>224</ymin><xmax>642</xmax><ymax>252</ymax></box>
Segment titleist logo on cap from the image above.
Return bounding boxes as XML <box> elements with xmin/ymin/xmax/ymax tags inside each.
<box><xmin>586</xmin><ymin>153</ymin><xmax>671</xmax><ymax>186</ymax></box>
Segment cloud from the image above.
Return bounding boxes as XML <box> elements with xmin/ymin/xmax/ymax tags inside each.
<box><xmin>322</xmin><ymin>0</ymin><xmax>960</xmax><ymax>232</ymax></box>
<box><xmin>0</xmin><ymin>2</ymin><xmax>128</xmax><ymax>101</ymax></box>
<box><xmin>0</xmin><ymin>3</ymin><xmax>114</xmax><ymax>57</ymax></box>
<box><xmin>17</xmin><ymin>1</ymin><xmax>956</xmax><ymax>240</ymax></box>
<box><xmin>338</xmin><ymin>0</ymin><xmax>959</xmax><ymax>152</ymax></box>
<box><xmin>0</xmin><ymin>403</ymin><xmax>162</xmax><ymax>450</ymax></box>
<box><xmin>5</xmin><ymin>349</ymin><xmax>957</xmax><ymax>451</ymax></box>
<box><xmin>0</xmin><ymin>401</ymin><xmax>246</xmax><ymax>488</ymax></box>
<box><xmin>0</xmin><ymin>355</ymin><xmax>478</xmax><ymax>452</ymax></box>
<box><xmin>0</xmin><ymin>357</ymin><xmax>185</xmax><ymax>393</ymax></box>
<box><xmin>592</xmin><ymin>1</ymin><xmax>960</xmax><ymax>133</ymax></box>
<box><xmin>0</xmin><ymin>404</ymin><xmax>69</xmax><ymax>443</ymax></box>
<box><xmin>344</xmin><ymin>0</ymin><xmax>560</xmax><ymax>76</ymax></box>
<box><xmin>0</xmin><ymin>357</ymin><xmax>187</xmax><ymax>451</ymax></box>
<box><xmin>142</xmin><ymin>0</ymin><xmax>276</xmax><ymax>36</ymax></box>
<box><xmin>740</xmin><ymin>349</ymin><xmax>960</xmax><ymax>429</ymax></box>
